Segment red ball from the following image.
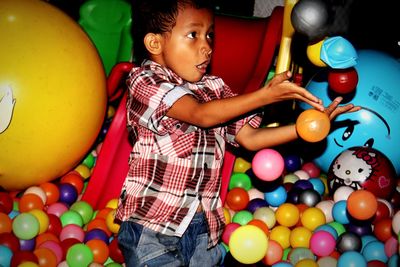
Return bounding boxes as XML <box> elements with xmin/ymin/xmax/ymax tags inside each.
<box><xmin>11</xmin><ymin>251</ymin><xmax>38</xmax><ymax>267</ymax></box>
<box><xmin>0</xmin><ymin>232</ymin><xmax>20</xmax><ymax>252</ymax></box>
<box><xmin>109</xmin><ymin>237</ymin><xmax>125</xmax><ymax>264</ymax></box>
<box><xmin>47</xmin><ymin>213</ymin><xmax>63</xmax><ymax>236</ymax></box>
<box><xmin>328</xmin><ymin>67</ymin><xmax>358</xmax><ymax>94</ymax></box>
<box><xmin>225</xmin><ymin>187</ymin><xmax>250</xmax><ymax>211</ymax></box>
<box><xmin>373</xmin><ymin>218</ymin><xmax>393</xmax><ymax>242</ymax></box>
<box><xmin>0</xmin><ymin>192</ymin><xmax>13</xmax><ymax>214</ymax></box>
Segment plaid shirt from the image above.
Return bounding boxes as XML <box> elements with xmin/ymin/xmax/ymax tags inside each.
<box><xmin>115</xmin><ymin>60</ymin><xmax>261</xmax><ymax>247</ymax></box>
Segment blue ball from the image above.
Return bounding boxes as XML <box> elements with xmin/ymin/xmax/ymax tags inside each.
<box><xmin>362</xmin><ymin>240</ymin><xmax>388</xmax><ymax>263</ymax></box>
<box><xmin>337</xmin><ymin>251</ymin><xmax>367</xmax><ymax>267</ymax></box>
<box><xmin>264</xmin><ymin>185</ymin><xmax>287</xmax><ymax>207</ymax></box>
<box><xmin>284</xmin><ymin>154</ymin><xmax>302</xmax><ymax>172</ymax></box>
<box><xmin>332</xmin><ymin>200</ymin><xmax>350</xmax><ymax>224</ymax></box>
<box><xmin>0</xmin><ymin>245</ymin><xmax>12</xmax><ymax>267</ymax></box>
<box><xmin>308</xmin><ymin>178</ymin><xmax>325</xmax><ymax>195</ymax></box>
<box><xmin>300</xmin><ymin>50</ymin><xmax>400</xmax><ymax>176</ymax></box>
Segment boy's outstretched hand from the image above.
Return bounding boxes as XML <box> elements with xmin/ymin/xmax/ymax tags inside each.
<box><xmin>324</xmin><ymin>96</ymin><xmax>361</xmax><ymax>120</ymax></box>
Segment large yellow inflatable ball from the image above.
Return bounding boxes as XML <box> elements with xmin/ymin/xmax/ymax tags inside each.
<box><xmin>0</xmin><ymin>0</ymin><xmax>107</xmax><ymax>190</ymax></box>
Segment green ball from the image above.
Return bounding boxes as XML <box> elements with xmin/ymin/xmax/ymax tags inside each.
<box><xmin>327</xmin><ymin>221</ymin><xmax>346</xmax><ymax>237</ymax></box>
<box><xmin>60</xmin><ymin>210</ymin><xmax>84</xmax><ymax>227</ymax></box>
<box><xmin>229</xmin><ymin>173</ymin><xmax>252</xmax><ymax>191</ymax></box>
<box><xmin>82</xmin><ymin>153</ymin><xmax>95</xmax><ymax>168</ymax></box>
<box><xmin>66</xmin><ymin>243</ymin><xmax>94</xmax><ymax>267</ymax></box>
<box><xmin>232</xmin><ymin>210</ymin><xmax>253</xmax><ymax>225</ymax></box>
<box><xmin>12</xmin><ymin>213</ymin><xmax>39</xmax><ymax>240</ymax></box>
<box><xmin>70</xmin><ymin>200</ymin><xmax>94</xmax><ymax>225</ymax></box>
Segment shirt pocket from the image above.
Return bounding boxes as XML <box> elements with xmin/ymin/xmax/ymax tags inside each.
<box><xmin>151</xmin><ymin>122</ymin><xmax>194</xmax><ymax>159</ymax></box>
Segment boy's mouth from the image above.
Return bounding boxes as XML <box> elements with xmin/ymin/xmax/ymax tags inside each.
<box><xmin>196</xmin><ymin>60</ymin><xmax>210</xmax><ymax>71</ymax></box>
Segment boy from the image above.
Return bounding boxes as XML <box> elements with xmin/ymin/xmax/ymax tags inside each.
<box><xmin>116</xmin><ymin>0</ymin><xmax>358</xmax><ymax>266</ymax></box>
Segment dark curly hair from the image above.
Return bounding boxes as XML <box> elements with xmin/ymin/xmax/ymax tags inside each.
<box><xmin>131</xmin><ymin>0</ymin><xmax>214</xmax><ymax>64</ymax></box>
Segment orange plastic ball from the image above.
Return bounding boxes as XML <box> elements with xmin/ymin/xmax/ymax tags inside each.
<box><xmin>86</xmin><ymin>239</ymin><xmax>109</xmax><ymax>264</ymax></box>
<box><xmin>247</xmin><ymin>219</ymin><xmax>269</xmax><ymax>236</ymax></box>
<box><xmin>262</xmin><ymin>239</ymin><xmax>283</xmax><ymax>266</ymax></box>
<box><xmin>39</xmin><ymin>182</ymin><xmax>60</xmax><ymax>205</ymax></box>
<box><xmin>0</xmin><ymin>212</ymin><xmax>12</xmax><ymax>233</ymax></box>
<box><xmin>60</xmin><ymin>171</ymin><xmax>84</xmax><ymax>195</ymax></box>
<box><xmin>226</xmin><ymin>187</ymin><xmax>250</xmax><ymax>211</ymax></box>
<box><xmin>19</xmin><ymin>193</ymin><xmax>45</xmax><ymax>212</ymax></box>
<box><xmin>347</xmin><ymin>189</ymin><xmax>378</xmax><ymax>221</ymax></box>
<box><xmin>33</xmin><ymin>247</ymin><xmax>58</xmax><ymax>267</ymax></box>
<box><xmin>86</xmin><ymin>218</ymin><xmax>112</xmax><ymax>237</ymax></box>
<box><xmin>296</xmin><ymin>109</ymin><xmax>330</xmax><ymax>143</ymax></box>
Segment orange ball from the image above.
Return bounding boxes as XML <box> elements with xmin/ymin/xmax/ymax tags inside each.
<box><xmin>262</xmin><ymin>239</ymin><xmax>283</xmax><ymax>266</ymax></box>
<box><xmin>296</xmin><ymin>109</ymin><xmax>330</xmax><ymax>143</ymax></box>
<box><xmin>0</xmin><ymin>212</ymin><xmax>12</xmax><ymax>233</ymax></box>
<box><xmin>19</xmin><ymin>193</ymin><xmax>45</xmax><ymax>212</ymax></box>
<box><xmin>39</xmin><ymin>182</ymin><xmax>60</xmax><ymax>205</ymax></box>
<box><xmin>347</xmin><ymin>189</ymin><xmax>378</xmax><ymax>221</ymax></box>
<box><xmin>373</xmin><ymin>218</ymin><xmax>393</xmax><ymax>242</ymax></box>
<box><xmin>33</xmin><ymin>247</ymin><xmax>58</xmax><ymax>267</ymax></box>
<box><xmin>275</xmin><ymin>203</ymin><xmax>300</xmax><ymax>227</ymax></box>
<box><xmin>247</xmin><ymin>219</ymin><xmax>269</xmax><ymax>236</ymax></box>
<box><xmin>86</xmin><ymin>218</ymin><xmax>111</xmax><ymax>237</ymax></box>
<box><xmin>60</xmin><ymin>171</ymin><xmax>84</xmax><ymax>195</ymax></box>
<box><xmin>226</xmin><ymin>187</ymin><xmax>249</xmax><ymax>211</ymax></box>
<box><xmin>86</xmin><ymin>239</ymin><xmax>109</xmax><ymax>264</ymax></box>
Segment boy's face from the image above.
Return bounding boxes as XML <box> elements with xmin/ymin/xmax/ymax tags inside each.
<box><xmin>157</xmin><ymin>6</ymin><xmax>214</xmax><ymax>82</ymax></box>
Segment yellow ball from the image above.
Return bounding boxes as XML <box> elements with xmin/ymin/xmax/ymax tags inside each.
<box><xmin>269</xmin><ymin>225</ymin><xmax>291</xmax><ymax>249</ymax></box>
<box><xmin>0</xmin><ymin>0</ymin><xmax>107</xmax><ymax>190</ymax></box>
<box><xmin>29</xmin><ymin>209</ymin><xmax>49</xmax><ymax>234</ymax></box>
<box><xmin>300</xmin><ymin>207</ymin><xmax>326</xmax><ymax>231</ymax></box>
<box><xmin>275</xmin><ymin>203</ymin><xmax>300</xmax><ymax>227</ymax></box>
<box><xmin>105</xmin><ymin>209</ymin><xmax>120</xmax><ymax>234</ymax></box>
<box><xmin>295</xmin><ymin>259</ymin><xmax>318</xmax><ymax>267</ymax></box>
<box><xmin>289</xmin><ymin>226</ymin><xmax>312</xmax><ymax>248</ymax></box>
<box><xmin>306</xmin><ymin>39</ymin><xmax>327</xmax><ymax>67</ymax></box>
<box><xmin>105</xmin><ymin>198</ymin><xmax>119</xmax><ymax>209</ymax></box>
<box><xmin>233</xmin><ymin>157</ymin><xmax>251</xmax><ymax>173</ymax></box>
<box><xmin>223</xmin><ymin>207</ymin><xmax>231</xmax><ymax>224</ymax></box>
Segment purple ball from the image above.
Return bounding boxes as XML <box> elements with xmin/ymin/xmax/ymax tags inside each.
<box><xmin>246</xmin><ymin>198</ymin><xmax>268</xmax><ymax>213</ymax></box>
<box><xmin>284</xmin><ymin>154</ymin><xmax>302</xmax><ymax>172</ymax></box>
<box><xmin>347</xmin><ymin>223</ymin><xmax>373</xmax><ymax>236</ymax></box>
<box><xmin>293</xmin><ymin>179</ymin><xmax>313</xmax><ymax>190</ymax></box>
<box><xmin>58</xmin><ymin>183</ymin><xmax>78</xmax><ymax>206</ymax></box>
<box><xmin>19</xmin><ymin>238</ymin><xmax>35</xmax><ymax>251</ymax></box>
<box><xmin>84</xmin><ymin>229</ymin><xmax>109</xmax><ymax>244</ymax></box>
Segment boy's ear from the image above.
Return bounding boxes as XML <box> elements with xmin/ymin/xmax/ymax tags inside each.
<box><xmin>144</xmin><ymin>33</ymin><xmax>163</xmax><ymax>55</ymax></box>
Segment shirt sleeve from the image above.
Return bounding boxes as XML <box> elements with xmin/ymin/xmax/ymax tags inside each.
<box><xmin>126</xmin><ymin>67</ymin><xmax>194</xmax><ymax>135</ymax></box>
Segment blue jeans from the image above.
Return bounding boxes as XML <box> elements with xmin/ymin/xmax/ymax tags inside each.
<box><xmin>118</xmin><ymin>212</ymin><xmax>222</xmax><ymax>267</ymax></box>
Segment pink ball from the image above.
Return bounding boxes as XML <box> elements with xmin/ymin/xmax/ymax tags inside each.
<box><xmin>310</xmin><ymin>230</ymin><xmax>336</xmax><ymax>257</ymax></box>
<box><xmin>59</xmin><ymin>224</ymin><xmax>85</xmax><ymax>242</ymax></box>
<box><xmin>221</xmin><ymin>222</ymin><xmax>240</xmax><ymax>245</ymax></box>
<box><xmin>46</xmin><ymin>202</ymin><xmax>68</xmax><ymax>217</ymax></box>
<box><xmin>252</xmin><ymin>149</ymin><xmax>284</xmax><ymax>181</ymax></box>
<box><xmin>301</xmin><ymin>162</ymin><xmax>321</xmax><ymax>177</ymax></box>
<box><xmin>39</xmin><ymin>240</ymin><xmax>63</xmax><ymax>264</ymax></box>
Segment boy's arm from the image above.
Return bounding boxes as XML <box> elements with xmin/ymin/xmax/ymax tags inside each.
<box><xmin>235</xmin><ymin>97</ymin><xmax>360</xmax><ymax>151</ymax></box>
<box><xmin>166</xmin><ymin>71</ymin><xmax>324</xmax><ymax>128</ymax></box>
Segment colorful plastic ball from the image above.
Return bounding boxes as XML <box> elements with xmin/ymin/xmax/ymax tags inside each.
<box><xmin>301</xmin><ymin>162</ymin><xmax>321</xmax><ymax>178</ymax></box>
<box><xmin>24</xmin><ymin>186</ymin><xmax>47</xmax><ymax>205</ymax></box>
<box><xmin>39</xmin><ymin>182</ymin><xmax>60</xmax><ymax>205</ymax></box>
<box><xmin>284</xmin><ymin>154</ymin><xmax>302</xmax><ymax>172</ymax></box>
<box><xmin>328</xmin><ymin>67</ymin><xmax>358</xmax><ymax>95</ymax></box>
<box><xmin>58</xmin><ymin>183</ymin><xmax>78</xmax><ymax>206</ymax></box>
<box><xmin>0</xmin><ymin>212</ymin><xmax>12</xmax><ymax>234</ymax></box>
<box><xmin>33</xmin><ymin>247</ymin><xmax>58</xmax><ymax>267</ymax></box>
<box><xmin>231</xmin><ymin>210</ymin><xmax>253</xmax><ymax>226</ymax></box>
<box><xmin>347</xmin><ymin>222</ymin><xmax>372</xmax><ymax>237</ymax></box>
<box><xmin>387</xmin><ymin>254</ymin><xmax>399</xmax><ymax>267</ymax></box>
<box><xmin>86</xmin><ymin>239</ymin><xmax>109</xmax><ymax>264</ymax></box>
<box><xmin>317</xmin><ymin>256</ymin><xmax>337</xmax><ymax>267</ymax></box>
<box><xmin>298</xmin><ymin>188</ymin><xmax>321</xmax><ymax>207</ymax></box>
<box><xmin>384</xmin><ymin>236</ymin><xmax>398</xmax><ymax>258</ymax></box>
<box><xmin>0</xmin><ymin>245</ymin><xmax>12</xmax><ymax>267</ymax></box>
<box><xmin>315</xmin><ymin>200</ymin><xmax>334</xmax><ymax>223</ymax></box>
<box><xmin>310</xmin><ymin>230</ymin><xmax>336</xmax><ymax>257</ymax></box>
<box><xmin>337</xmin><ymin>251</ymin><xmax>367</xmax><ymax>267</ymax></box>
<box><xmin>347</xmin><ymin>189</ymin><xmax>378</xmax><ymax>221</ymax></box>
<box><xmin>28</xmin><ymin>209</ymin><xmax>49</xmax><ymax>235</ymax></box>
<box><xmin>60</xmin><ymin>210</ymin><xmax>84</xmax><ymax>227</ymax></box>
<box><xmin>10</xmin><ymin>251</ymin><xmax>39</xmax><ymax>267</ymax></box>
<box><xmin>247</xmin><ymin>187</ymin><xmax>265</xmax><ymax>200</ymax></box>
<box><xmin>252</xmin><ymin>148</ymin><xmax>284</xmax><ymax>181</ymax></box>
<box><xmin>336</xmin><ymin>232</ymin><xmax>362</xmax><ymax>253</ymax></box>
<box><xmin>289</xmin><ymin>226</ymin><xmax>312</xmax><ymax>248</ymax></box>
<box><xmin>0</xmin><ymin>232</ymin><xmax>20</xmax><ymax>252</ymax></box>
<box><xmin>248</xmin><ymin>219</ymin><xmax>269</xmax><ymax>236</ymax></box>
<box><xmin>308</xmin><ymin>178</ymin><xmax>325</xmax><ymax>196</ymax></box>
<box><xmin>295</xmin><ymin>259</ymin><xmax>318</xmax><ymax>267</ymax></box>
<box><xmin>46</xmin><ymin>202</ymin><xmax>68</xmax><ymax>218</ymax></box>
<box><xmin>293</xmin><ymin>169</ymin><xmax>310</xmax><ymax>180</ymax></box>
<box><xmin>19</xmin><ymin>237</ymin><xmax>35</xmax><ymax>251</ymax></box>
<box><xmin>373</xmin><ymin>218</ymin><xmax>393</xmax><ymax>242</ymax></box>
<box><xmin>66</xmin><ymin>243</ymin><xmax>94</xmax><ymax>267</ymax></box>
<box><xmin>38</xmin><ymin>240</ymin><xmax>63</xmax><ymax>264</ymax></box>
<box><xmin>86</xmin><ymin>218</ymin><xmax>112</xmax><ymax>237</ymax></box>
<box><xmin>84</xmin><ymin>229</ymin><xmax>109</xmax><ymax>244</ymax></box>
<box><xmin>60</xmin><ymin>238</ymin><xmax>80</xmax><ymax>259</ymax></box>
<box><xmin>362</xmin><ymin>240</ymin><xmax>388</xmax><ymax>263</ymax></box>
<box><xmin>262</xmin><ymin>239</ymin><xmax>283</xmax><ymax>266</ymax></box>
<box><xmin>373</xmin><ymin>199</ymin><xmax>392</xmax><ymax>224</ymax></box>
<box><xmin>296</xmin><ymin>109</ymin><xmax>330</xmax><ymax>143</ymax></box>
<box><xmin>46</xmin><ymin>214</ymin><xmax>62</xmax><ymax>237</ymax></box>
<box><xmin>108</xmin><ymin>238</ymin><xmax>125</xmax><ymax>264</ymax></box>
<box><xmin>253</xmin><ymin>207</ymin><xmax>276</xmax><ymax>229</ymax></box>
<box><xmin>226</xmin><ymin>187</ymin><xmax>250</xmax><ymax>211</ymax></box>
<box><xmin>35</xmin><ymin>232</ymin><xmax>59</xmax><ymax>248</ymax></box>
<box><xmin>70</xmin><ymin>201</ymin><xmax>94</xmax><ymax>225</ymax></box>
<box><xmin>19</xmin><ymin>194</ymin><xmax>44</xmax><ymax>213</ymax></box>
<box><xmin>105</xmin><ymin>209</ymin><xmax>120</xmax><ymax>234</ymax></box>
<box><xmin>222</xmin><ymin>223</ymin><xmax>241</xmax><ymax>245</ymax></box>
<box><xmin>59</xmin><ymin>224</ymin><xmax>85</xmax><ymax>242</ymax></box>
<box><xmin>229</xmin><ymin>225</ymin><xmax>268</xmax><ymax>264</ymax></box>
<box><xmin>307</xmin><ymin>39</ymin><xmax>327</xmax><ymax>67</ymax></box>
<box><xmin>12</xmin><ymin>213</ymin><xmax>40</xmax><ymax>240</ymax></box>
<box><xmin>270</xmin><ymin>225</ymin><xmax>291</xmax><ymax>250</ymax></box>
<box><xmin>332</xmin><ymin>200</ymin><xmax>350</xmax><ymax>224</ymax></box>
<box><xmin>300</xmin><ymin>207</ymin><xmax>326</xmax><ymax>231</ymax></box>
<box><xmin>392</xmin><ymin>210</ymin><xmax>400</xmax><ymax>235</ymax></box>
<box><xmin>246</xmin><ymin>198</ymin><xmax>268</xmax><ymax>213</ymax></box>
<box><xmin>275</xmin><ymin>203</ymin><xmax>300</xmax><ymax>227</ymax></box>
<box><xmin>272</xmin><ymin>262</ymin><xmax>294</xmax><ymax>267</ymax></box>
<box><xmin>0</xmin><ymin>192</ymin><xmax>13</xmax><ymax>214</ymax></box>
<box><xmin>0</xmin><ymin>0</ymin><xmax>107</xmax><ymax>191</ymax></box>
<box><xmin>283</xmin><ymin>173</ymin><xmax>300</xmax><ymax>184</ymax></box>
<box><xmin>291</xmin><ymin>0</ymin><xmax>330</xmax><ymax>41</ymax></box>
<box><xmin>287</xmin><ymin>247</ymin><xmax>315</xmax><ymax>266</ymax></box>
<box><xmin>229</xmin><ymin>173</ymin><xmax>252</xmax><ymax>191</ymax></box>
<box><xmin>314</xmin><ymin>224</ymin><xmax>338</xmax><ymax>240</ymax></box>
<box><xmin>60</xmin><ymin>171</ymin><xmax>85</xmax><ymax>195</ymax></box>
<box><xmin>265</xmin><ymin>185</ymin><xmax>287</xmax><ymax>207</ymax></box>
<box><xmin>293</xmin><ymin>179</ymin><xmax>313</xmax><ymax>191</ymax></box>
<box><xmin>233</xmin><ymin>157</ymin><xmax>252</xmax><ymax>173</ymax></box>
<box><xmin>333</xmin><ymin>186</ymin><xmax>354</xmax><ymax>202</ymax></box>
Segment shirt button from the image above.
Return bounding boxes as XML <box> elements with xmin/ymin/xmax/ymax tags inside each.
<box><xmin>204</xmin><ymin>163</ymin><xmax>208</xmax><ymax>170</ymax></box>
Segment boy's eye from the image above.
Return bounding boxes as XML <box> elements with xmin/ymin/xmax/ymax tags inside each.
<box><xmin>187</xmin><ymin>32</ymin><xmax>197</xmax><ymax>39</ymax></box>
<box><xmin>207</xmin><ymin>32</ymin><xmax>214</xmax><ymax>40</ymax></box>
